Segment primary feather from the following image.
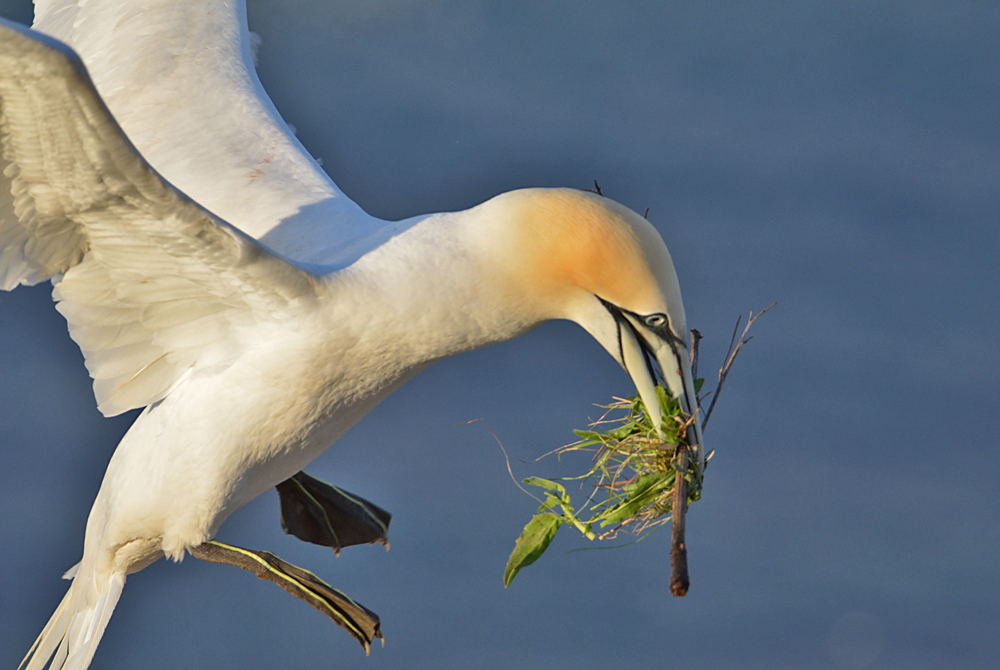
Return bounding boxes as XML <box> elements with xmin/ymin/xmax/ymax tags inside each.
<box><xmin>0</xmin><ymin>20</ymin><xmax>319</xmax><ymax>415</ymax></box>
<box><xmin>32</xmin><ymin>0</ymin><xmax>386</xmax><ymax>267</ymax></box>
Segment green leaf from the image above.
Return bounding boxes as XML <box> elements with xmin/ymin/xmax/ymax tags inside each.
<box><xmin>694</xmin><ymin>378</ymin><xmax>705</xmax><ymax>393</ymax></box>
<box><xmin>537</xmin><ymin>494</ymin><xmax>560</xmax><ymax>513</ymax></box>
<box><xmin>524</xmin><ymin>477</ymin><xmax>583</xmax><ymax>526</ymax></box>
<box><xmin>655</xmin><ymin>384</ymin><xmax>680</xmax><ymax>418</ymax></box>
<box><xmin>572</xmin><ymin>429</ymin><xmax>604</xmax><ymax>443</ymax></box>
<box><xmin>523</xmin><ymin>476</ymin><xmax>566</xmax><ymax>494</ymax></box>
<box><xmin>655</xmin><ymin>384</ymin><xmax>670</xmax><ymax>410</ymax></box>
<box><xmin>525</xmin><ymin>476</ymin><xmax>573</xmax><ymax>505</ymax></box>
<box><xmin>503</xmin><ymin>514</ymin><xmax>563</xmax><ymax>587</ymax></box>
<box><xmin>505</xmin><ymin>381</ymin><xmax>713</xmax><ymax>583</ymax></box>
<box><xmin>598</xmin><ymin>472</ymin><xmax>675</xmax><ymax>526</ymax></box>
<box><xmin>605</xmin><ymin>423</ymin><xmax>641</xmax><ymax>440</ymax></box>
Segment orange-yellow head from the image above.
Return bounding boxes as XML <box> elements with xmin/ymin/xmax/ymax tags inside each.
<box><xmin>482</xmin><ymin>187</ymin><xmax>704</xmax><ymax>460</ymax></box>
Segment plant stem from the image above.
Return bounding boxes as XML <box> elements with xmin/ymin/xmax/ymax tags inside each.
<box><xmin>670</xmin><ymin>444</ymin><xmax>690</xmax><ymax>596</ymax></box>
<box><xmin>702</xmin><ymin>303</ymin><xmax>775</xmax><ymax>430</ymax></box>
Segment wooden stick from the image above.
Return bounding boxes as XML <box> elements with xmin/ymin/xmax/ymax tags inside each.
<box><xmin>670</xmin><ymin>443</ymin><xmax>690</xmax><ymax>596</ymax></box>
<box><xmin>670</xmin><ymin>305</ymin><xmax>773</xmax><ymax>595</ymax></box>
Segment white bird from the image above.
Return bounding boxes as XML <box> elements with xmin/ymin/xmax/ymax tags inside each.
<box><xmin>0</xmin><ymin>2</ymin><xmax>704</xmax><ymax>669</ymax></box>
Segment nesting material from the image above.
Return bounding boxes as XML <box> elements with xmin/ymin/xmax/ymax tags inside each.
<box><xmin>503</xmin><ymin>305</ymin><xmax>772</xmax><ymax>591</ymax></box>
<box><xmin>503</xmin><ymin>384</ymin><xmax>708</xmax><ymax>588</ymax></box>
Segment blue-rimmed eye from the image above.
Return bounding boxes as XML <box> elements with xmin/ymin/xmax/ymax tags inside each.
<box><xmin>644</xmin><ymin>313</ymin><xmax>667</xmax><ymax>328</ymax></box>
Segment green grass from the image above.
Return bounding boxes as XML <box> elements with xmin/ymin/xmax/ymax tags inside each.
<box><xmin>504</xmin><ymin>383</ymin><xmax>708</xmax><ymax>587</ymax></box>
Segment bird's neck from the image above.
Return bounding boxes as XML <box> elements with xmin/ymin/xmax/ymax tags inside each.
<box><xmin>321</xmin><ymin>203</ymin><xmax>544</xmax><ymax>376</ymax></box>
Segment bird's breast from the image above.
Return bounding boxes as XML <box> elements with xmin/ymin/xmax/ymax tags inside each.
<box><xmin>92</xmin><ymin>312</ymin><xmax>428</xmax><ymax>558</ymax></box>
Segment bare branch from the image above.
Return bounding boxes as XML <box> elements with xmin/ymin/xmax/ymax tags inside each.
<box><xmin>670</xmin><ymin>442</ymin><xmax>690</xmax><ymax>596</ymax></box>
<box><xmin>701</xmin><ymin>303</ymin><xmax>775</xmax><ymax>429</ymax></box>
<box><xmin>581</xmin><ymin>179</ymin><xmax>603</xmax><ymax>196</ymax></box>
<box><xmin>689</xmin><ymin>329</ymin><xmax>703</xmax><ymax>406</ymax></box>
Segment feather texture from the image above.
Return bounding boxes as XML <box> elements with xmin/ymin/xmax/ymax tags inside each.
<box><xmin>0</xmin><ymin>19</ymin><xmax>320</xmax><ymax>415</ymax></box>
<box><xmin>20</xmin><ymin>572</ymin><xmax>125</xmax><ymax>670</ymax></box>
<box><xmin>31</xmin><ymin>0</ymin><xmax>388</xmax><ymax>267</ymax></box>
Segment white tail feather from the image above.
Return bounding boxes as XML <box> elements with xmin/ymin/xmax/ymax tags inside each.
<box><xmin>20</xmin><ymin>572</ymin><xmax>126</xmax><ymax>670</ymax></box>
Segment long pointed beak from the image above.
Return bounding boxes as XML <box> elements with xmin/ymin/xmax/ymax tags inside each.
<box><xmin>618</xmin><ymin>316</ymin><xmax>705</xmax><ymax>471</ymax></box>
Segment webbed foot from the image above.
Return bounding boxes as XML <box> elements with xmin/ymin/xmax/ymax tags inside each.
<box><xmin>276</xmin><ymin>471</ymin><xmax>391</xmax><ymax>554</ymax></box>
<box><xmin>189</xmin><ymin>540</ymin><xmax>383</xmax><ymax>653</ymax></box>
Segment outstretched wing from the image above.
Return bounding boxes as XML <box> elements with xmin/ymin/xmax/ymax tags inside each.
<box><xmin>31</xmin><ymin>0</ymin><xmax>389</xmax><ymax>267</ymax></box>
<box><xmin>0</xmin><ymin>19</ymin><xmax>321</xmax><ymax>416</ymax></box>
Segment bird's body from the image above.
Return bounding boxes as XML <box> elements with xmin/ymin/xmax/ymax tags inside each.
<box><xmin>0</xmin><ymin>3</ymin><xmax>703</xmax><ymax>669</ymax></box>
<box><xmin>82</xmin><ymin>192</ymin><xmax>565</xmax><ymax>571</ymax></box>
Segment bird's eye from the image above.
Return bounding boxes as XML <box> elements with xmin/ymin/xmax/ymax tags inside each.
<box><xmin>644</xmin><ymin>313</ymin><xmax>667</xmax><ymax>328</ymax></box>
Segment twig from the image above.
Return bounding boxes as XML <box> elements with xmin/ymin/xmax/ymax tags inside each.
<box><xmin>689</xmin><ymin>329</ymin><xmax>703</xmax><ymax>403</ymax></box>
<box><xmin>670</xmin><ymin>307</ymin><xmax>771</xmax><ymax>595</ymax></box>
<box><xmin>701</xmin><ymin>303</ymin><xmax>775</xmax><ymax>430</ymax></box>
<box><xmin>669</xmin><ymin>411</ymin><xmax>698</xmax><ymax>597</ymax></box>
<box><xmin>670</xmin><ymin>443</ymin><xmax>690</xmax><ymax>596</ymax></box>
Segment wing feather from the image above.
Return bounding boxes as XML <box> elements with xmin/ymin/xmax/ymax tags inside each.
<box><xmin>0</xmin><ymin>19</ymin><xmax>321</xmax><ymax>416</ymax></box>
<box><xmin>31</xmin><ymin>0</ymin><xmax>386</xmax><ymax>267</ymax></box>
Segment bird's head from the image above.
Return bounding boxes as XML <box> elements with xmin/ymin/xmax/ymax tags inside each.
<box><xmin>483</xmin><ymin>187</ymin><xmax>704</xmax><ymax>459</ymax></box>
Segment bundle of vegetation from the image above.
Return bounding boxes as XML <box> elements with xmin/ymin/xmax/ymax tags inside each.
<box><xmin>503</xmin><ymin>305</ymin><xmax>772</xmax><ymax>594</ymax></box>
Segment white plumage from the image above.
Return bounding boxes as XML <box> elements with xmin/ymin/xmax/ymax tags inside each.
<box><xmin>0</xmin><ymin>3</ymin><xmax>703</xmax><ymax>669</ymax></box>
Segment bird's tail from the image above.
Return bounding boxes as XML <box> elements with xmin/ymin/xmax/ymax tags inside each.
<box><xmin>19</xmin><ymin>567</ymin><xmax>126</xmax><ymax>670</ymax></box>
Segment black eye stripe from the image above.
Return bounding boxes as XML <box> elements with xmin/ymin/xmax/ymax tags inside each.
<box><xmin>629</xmin><ymin>310</ymin><xmax>683</xmax><ymax>348</ymax></box>
<box><xmin>596</xmin><ymin>296</ymin><xmax>684</xmax><ymax>349</ymax></box>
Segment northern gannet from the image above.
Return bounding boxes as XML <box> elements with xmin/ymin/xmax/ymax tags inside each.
<box><xmin>0</xmin><ymin>3</ymin><xmax>703</xmax><ymax>668</ymax></box>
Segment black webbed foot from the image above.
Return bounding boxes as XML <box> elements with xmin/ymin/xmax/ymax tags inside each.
<box><xmin>189</xmin><ymin>540</ymin><xmax>383</xmax><ymax>653</ymax></box>
<box><xmin>276</xmin><ymin>471</ymin><xmax>391</xmax><ymax>554</ymax></box>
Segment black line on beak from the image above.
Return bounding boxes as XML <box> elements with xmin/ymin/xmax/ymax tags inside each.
<box><xmin>597</xmin><ymin>296</ymin><xmax>699</xmax><ymax>420</ymax></box>
<box><xmin>634</xmin><ymin>324</ymin><xmax>659</xmax><ymax>384</ymax></box>
<box><xmin>599</xmin><ymin>297</ymin><xmax>658</xmax><ymax>384</ymax></box>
